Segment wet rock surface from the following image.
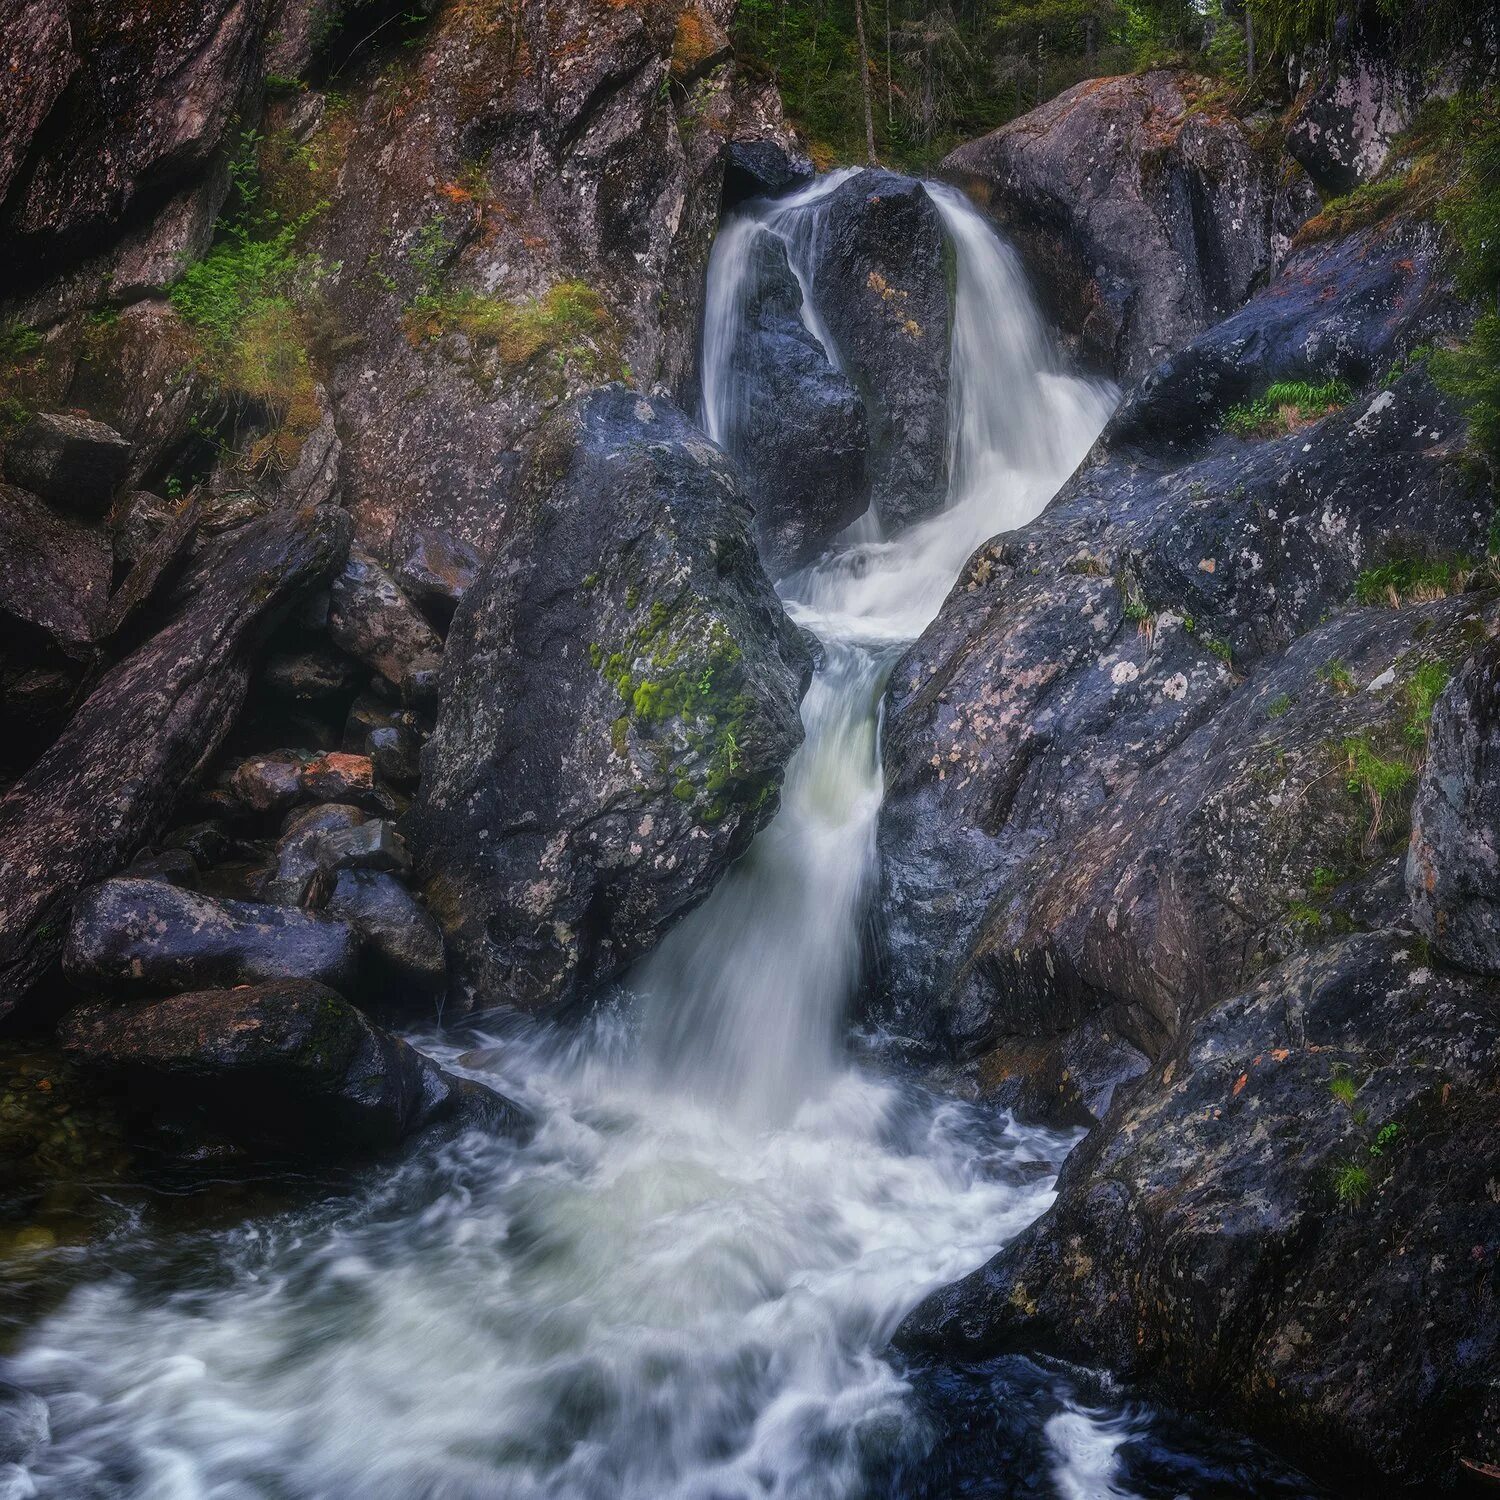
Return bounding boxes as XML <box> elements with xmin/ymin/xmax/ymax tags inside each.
<box><xmin>809</xmin><ymin>170</ymin><xmax>952</xmax><ymax>532</ymax></box>
<box><xmin>726</xmin><ymin>230</ymin><xmax>868</xmax><ymax>576</ymax></box>
<box><xmin>897</xmin><ymin>934</ymin><xmax>1500</xmax><ymax>1493</ymax></box>
<box><xmin>409</xmin><ymin>386</ymin><xmax>809</xmax><ymax>1017</ymax></box>
<box><xmin>59</xmin><ymin>980</ymin><xmax>527</xmax><ymax>1154</ymax></box>
<box><xmin>943</xmin><ymin>70</ymin><xmax>1317</xmax><ymax>380</ymax></box>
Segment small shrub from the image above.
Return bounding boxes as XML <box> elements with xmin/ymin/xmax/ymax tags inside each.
<box><xmin>1224</xmin><ymin>378</ymin><xmax>1354</xmax><ymax>438</ymax></box>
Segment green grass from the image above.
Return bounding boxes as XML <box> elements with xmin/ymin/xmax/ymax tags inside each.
<box><xmin>1342</xmin><ymin>734</ymin><xmax>1414</xmax><ymax>802</ymax></box>
<box><xmin>1266</xmin><ymin>692</ymin><xmax>1293</xmax><ymax>718</ymax></box>
<box><xmin>1332</xmin><ymin>1161</ymin><xmax>1371</xmax><ymax>1209</ymax></box>
<box><xmin>1318</xmin><ymin>659</ymin><xmax>1355</xmax><ymax>693</ymax></box>
<box><xmin>1354</xmin><ymin>557</ymin><xmax>1468</xmax><ymax>606</ymax></box>
<box><xmin>1404</xmin><ymin>662</ymin><xmax>1451</xmax><ymax>744</ymax></box>
<box><xmin>1329</xmin><ymin>1070</ymin><xmax>1358</xmax><ymax>1108</ymax></box>
<box><xmin>1223</xmin><ymin>378</ymin><xmax>1354</xmax><ymax>438</ymax></box>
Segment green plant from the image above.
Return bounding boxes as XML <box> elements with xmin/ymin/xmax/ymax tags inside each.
<box><xmin>1204</xmin><ymin>634</ymin><xmax>1232</xmax><ymax>665</ymax></box>
<box><xmin>1404</xmin><ymin>662</ymin><xmax>1451</xmax><ymax>744</ymax></box>
<box><xmin>1318</xmin><ymin>659</ymin><xmax>1355</xmax><ymax>693</ymax></box>
<box><xmin>1354</xmin><ymin>556</ymin><xmax>1469</xmax><ymax>606</ymax></box>
<box><xmin>1310</xmin><ymin>865</ymin><xmax>1339</xmax><ymax>895</ymax></box>
<box><xmin>1341</xmin><ymin>732</ymin><xmax>1415</xmax><ymax>851</ymax></box>
<box><xmin>1369</xmin><ymin>1122</ymin><xmax>1403</xmax><ymax>1157</ymax></box>
<box><xmin>1332</xmin><ymin>1161</ymin><xmax>1371</xmax><ymax>1209</ymax></box>
<box><xmin>1329</xmin><ymin>1069</ymin><xmax>1358</xmax><ymax>1108</ymax></box>
<box><xmin>1266</xmin><ymin>692</ymin><xmax>1293</xmax><ymax>718</ymax></box>
<box><xmin>1223</xmin><ymin>378</ymin><xmax>1354</xmax><ymax>438</ymax></box>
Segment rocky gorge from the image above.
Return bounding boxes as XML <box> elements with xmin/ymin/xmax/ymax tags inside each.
<box><xmin>0</xmin><ymin>0</ymin><xmax>1497</xmax><ymax>1495</ymax></box>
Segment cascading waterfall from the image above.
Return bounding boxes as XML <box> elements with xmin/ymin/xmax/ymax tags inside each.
<box><xmin>1</xmin><ymin>183</ymin><xmax>1297</xmax><ymax>1500</ymax></box>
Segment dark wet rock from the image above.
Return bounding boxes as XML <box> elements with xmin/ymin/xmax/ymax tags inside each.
<box><xmin>344</xmin><ymin>694</ymin><xmax>424</xmax><ymax>787</ymax></box>
<box><xmin>1</xmin><ymin>0</ymin><xmax>262</xmax><ymax>260</ymax></box>
<box><xmin>328</xmin><ymin>544</ymin><xmax>444</xmax><ymax>690</ymax></box>
<box><xmin>0</xmin><ymin>504</ymin><xmax>351</xmax><ymax>1019</ymax></box>
<box><xmin>395</xmin><ymin>526</ymin><xmax>480</xmax><ymax>631</ymax></box>
<box><xmin>1107</xmin><ymin>219</ymin><xmax>1464</xmax><ymax>457</ymax></box>
<box><xmin>260</xmin><ymin>645</ymin><xmax>360</xmax><ymax>703</ymax></box>
<box><xmin>809</xmin><ymin>170</ymin><xmax>951</xmax><ymax>532</ymax></box>
<box><xmin>317</xmin><ymin>819</ymin><xmax>410</xmax><ymax>875</ymax></box>
<box><xmin>125</xmin><ymin>847</ymin><xmax>198</xmax><ymax>887</ymax></box>
<box><xmin>97</xmin><ymin>492</ymin><xmax>203</xmax><ymax>641</ymax></box>
<box><xmin>409</xmin><ymin>386</ymin><xmax>808</xmax><ymax>1017</ymax></box>
<box><xmin>875</xmin><ymin>223</ymin><xmax>1486</xmax><ymax>1065</ymax></box>
<box><xmin>1408</xmin><ymin>637</ymin><xmax>1500</xmax><ymax>977</ymax></box>
<box><xmin>943</xmin><ymin>69</ymin><xmax>1317</xmax><ymax>380</ymax></box>
<box><xmin>725</xmin><ymin>230</ymin><xmax>867</xmax><ymax>576</ymax></box>
<box><xmin>64</xmin><ymin>877</ymin><xmax>358</xmax><ymax>997</ymax></box>
<box><xmin>1285</xmin><ymin>31</ymin><xmax>1423</xmax><ymax>194</ymax></box>
<box><xmin>161</xmin><ymin>820</ymin><xmax>230</xmax><ymax>868</ymax></box>
<box><xmin>326</xmin><ymin>868</ymin><xmax>447</xmax><ymax>1005</ymax></box>
<box><xmin>226</xmin><ymin>751</ymin><xmax>310</xmax><ymax>817</ymax></box>
<box><xmin>0</xmin><ymin>0</ymin><xmax>76</xmax><ymax>207</ymax></box>
<box><xmin>1</xmin><ymin>413</ymin><xmax>130</xmax><ymax>517</ymax></box>
<box><xmin>262</xmin><ymin>803</ymin><xmax>368</xmax><ymax>906</ymax></box>
<box><xmin>0</xmin><ymin>482</ymin><xmax>111</xmax><ymax>649</ymax></box>
<box><xmin>721</xmin><ymin>138</ymin><xmax>813</xmax><ymax>208</ymax></box>
<box><xmin>59</xmin><ymin>980</ymin><xmax>527</xmax><ymax>1154</ymax></box>
<box><xmin>0</xmin><ymin>1380</ymin><xmax>49</xmax><ymax>1467</ymax></box>
<box><xmin>897</xmin><ymin>933</ymin><xmax>1500</xmax><ymax>1493</ymax></box>
<box><xmin>301</xmin><ymin>751</ymin><xmax>379</xmax><ymax>807</ymax></box>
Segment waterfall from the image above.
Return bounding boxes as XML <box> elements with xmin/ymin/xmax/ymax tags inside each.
<box><xmin>643</xmin><ymin>177</ymin><xmax>1116</xmax><ymax>1126</ymax></box>
<box><xmin>6</xmin><ymin>177</ymin><xmax>1254</xmax><ymax>1500</ymax></box>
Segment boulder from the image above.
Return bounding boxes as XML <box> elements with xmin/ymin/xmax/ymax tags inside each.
<box><xmin>408</xmin><ymin>386</ymin><xmax>809</xmax><ymax>1016</ymax></box>
<box><xmin>0</xmin><ymin>503</ymin><xmax>351</xmax><ymax>1019</ymax></box>
<box><xmin>721</xmin><ymin>138</ymin><xmax>813</xmax><ymax>208</ymax></box>
<box><xmin>226</xmin><ymin>750</ymin><xmax>310</xmax><ymax>817</ymax></box>
<box><xmin>1408</xmin><ymin>637</ymin><xmax>1500</xmax><ymax>976</ymax></box>
<box><xmin>64</xmin><ymin>877</ymin><xmax>358</xmax><ymax>996</ymax></box>
<box><xmin>395</xmin><ymin>525</ymin><xmax>480</xmax><ymax>630</ymax></box>
<box><xmin>59</xmin><ymin>980</ymin><xmax>527</xmax><ymax>1153</ymax></box>
<box><xmin>327</xmin><ymin>544</ymin><xmax>444</xmax><ymax>691</ymax></box>
<box><xmin>326</xmin><ymin>868</ymin><xmax>447</xmax><ymax>1004</ymax></box>
<box><xmin>809</xmin><ymin>170</ymin><xmax>951</xmax><ymax>532</ymax></box>
<box><xmin>897</xmin><ymin>934</ymin><xmax>1500</xmax><ymax>1493</ymax></box>
<box><xmin>0</xmin><ymin>412</ymin><xmax>131</xmax><ymax>514</ymax></box>
<box><xmin>0</xmin><ymin>481</ymin><xmax>111</xmax><ymax>649</ymax></box>
<box><xmin>344</xmin><ymin>693</ymin><xmax>423</xmax><ymax>787</ymax></box>
<box><xmin>723</xmin><ymin>229</ymin><xmax>868</xmax><ymax>576</ymax></box>
<box><xmin>942</xmin><ymin>69</ymin><xmax>1316</xmax><ymax>380</ymax></box>
<box><xmin>0</xmin><ymin>0</ymin><xmax>76</xmax><ymax>206</ymax></box>
<box><xmin>96</xmin><ymin>491</ymin><xmax>202</xmax><ymax>641</ymax></box>
<box><xmin>875</xmin><ymin>218</ymin><xmax>1485</xmax><ymax>1065</ymax></box>
<box><xmin>262</xmin><ymin>803</ymin><xmax>368</xmax><ymax>905</ymax></box>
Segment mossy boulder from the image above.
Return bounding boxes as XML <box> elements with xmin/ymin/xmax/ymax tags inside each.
<box><xmin>407</xmin><ymin>385</ymin><xmax>809</xmax><ymax>1017</ymax></box>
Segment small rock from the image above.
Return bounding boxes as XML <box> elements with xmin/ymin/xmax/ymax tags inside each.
<box><xmin>1</xmin><ymin>412</ymin><xmax>131</xmax><ymax>515</ymax></box>
<box><xmin>301</xmin><ymin>751</ymin><xmax>375</xmax><ymax>803</ymax></box>
<box><xmin>161</xmin><ymin>820</ymin><xmax>230</xmax><ymax>867</ymax></box>
<box><xmin>396</xmin><ymin>526</ymin><xmax>480</xmax><ymax>629</ymax></box>
<box><xmin>63</xmin><ymin>877</ymin><xmax>357</xmax><ymax>995</ymax></box>
<box><xmin>327</xmin><ymin>868</ymin><xmax>446</xmax><ymax>1002</ymax></box>
<box><xmin>226</xmin><ymin>751</ymin><xmax>308</xmax><ymax>815</ymax></box>
<box><xmin>328</xmin><ymin>545</ymin><xmax>443</xmax><ymax>689</ymax></box>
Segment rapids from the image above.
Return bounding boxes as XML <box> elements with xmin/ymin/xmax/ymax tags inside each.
<box><xmin>0</xmin><ymin>179</ymin><xmax>1316</xmax><ymax>1500</ymax></box>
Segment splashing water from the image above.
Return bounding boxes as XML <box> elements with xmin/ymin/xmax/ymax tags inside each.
<box><xmin>1</xmin><ymin>181</ymin><xmax>1274</xmax><ymax>1500</ymax></box>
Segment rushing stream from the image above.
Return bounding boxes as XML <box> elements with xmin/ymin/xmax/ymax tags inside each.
<box><xmin>2</xmin><ymin>182</ymin><xmax>1320</xmax><ymax>1499</ymax></box>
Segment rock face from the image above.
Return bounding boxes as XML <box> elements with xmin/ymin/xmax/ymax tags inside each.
<box><xmin>0</xmin><ymin>482</ymin><xmax>112</xmax><ymax>649</ymax></box>
<box><xmin>898</xmin><ymin>934</ymin><xmax>1500</xmax><ymax>1493</ymax></box>
<box><xmin>1408</xmin><ymin>638</ymin><xmax>1500</xmax><ymax>976</ymax></box>
<box><xmin>1</xmin><ymin>412</ymin><xmax>130</xmax><ymax>514</ymax></box>
<box><xmin>875</xmin><ymin>217</ymin><xmax>1483</xmax><ymax>1065</ymax></box>
<box><xmin>59</xmin><ymin>980</ymin><xmax>527</xmax><ymax>1153</ymax></box>
<box><xmin>942</xmin><ymin>70</ymin><xmax>1317</xmax><ymax>380</ymax></box>
<box><xmin>809</xmin><ymin>171</ymin><xmax>952</xmax><ymax>532</ymax></box>
<box><xmin>0</xmin><ymin>504</ymin><xmax>351</xmax><ymax>1020</ymax></box>
<box><xmin>409</xmin><ymin>386</ymin><xmax>809</xmax><ymax>1016</ymax></box>
<box><xmin>725</xmin><ymin>230</ymin><xmax>867</xmax><ymax>576</ymax></box>
<box><xmin>64</xmin><ymin>877</ymin><xmax>359</xmax><ymax>996</ymax></box>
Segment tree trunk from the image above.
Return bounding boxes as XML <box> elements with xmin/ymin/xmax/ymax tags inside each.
<box><xmin>854</xmin><ymin>0</ymin><xmax>877</xmax><ymax>164</ymax></box>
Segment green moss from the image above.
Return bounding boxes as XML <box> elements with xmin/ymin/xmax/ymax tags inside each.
<box><xmin>1223</xmin><ymin>378</ymin><xmax>1354</xmax><ymax>438</ymax></box>
<box><xmin>610</xmin><ymin>716</ymin><xmax>630</xmax><ymax>759</ymax></box>
<box><xmin>1204</xmin><ymin>634</ymin><xmax>1233</xmax><ymax>665</ymax></box>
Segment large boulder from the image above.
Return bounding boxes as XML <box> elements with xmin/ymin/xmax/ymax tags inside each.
<box><xmin>1408</xmin><ymin>637</ymin><xmax>1500</xmax><ymax>976</ymax></box>
<box><xmin>327</xmin><ymin>544</ymin><xmax>444</xmax><ymax>694</ymax></box>
<box><xmin>64</xmin><ymin>877</ymin><xmax>359</xmax><ymax>996</ymax></box>
<box><xmin>874</xmin><ymin>217</ymin><xmax>1485</xmax><ymax>1068</ymax></box>
<box><xmin>897</xmin><ymin>934</ymin><xmax>1500</xmax><ymax>1493</ymax></box>
<box><xmin>408</xmin><ymin>386</ymin><xmax>809</xmax><ymax>1017</ymax></box>
<box><xmin>942</xmin><ymin>70</ymin><xmax>1317</xmax><ymax>380</ymax></box>
<box><xmin>808</xmin><ymin>170</ymin><xmax>952</xmax><ymax>532</ymax></box>
<box><xmin>1</xmin><ymin>412</ymin><xmax>130</xmax><ymax>515</ymax></box>
<box><xmin>0</xmin><ymin>503</ymin><xmax>352</xmax><ymax>1019</ymax></box>
<box><xmin>59</xmin><ymin>980</ymin><xmax>527</xmax><ymax>1154</ymax></box>
<box><xmin>0</xmin><ymin>482</ymin><xmax>111</xmax><ymax>650</ymax></box>
<box><xmin>722</xmin><ymin>229</ymin><xmax>867</xmax><ymax>576</ymax></box>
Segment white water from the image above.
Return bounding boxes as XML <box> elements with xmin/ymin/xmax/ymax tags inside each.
<box><xmin>4</xmin><ymin>180</ymin><xmax>1119</xmax><ymax>1499</ymax></box>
